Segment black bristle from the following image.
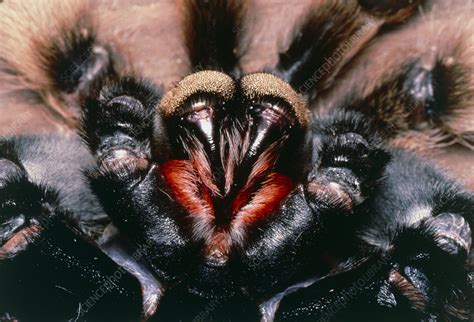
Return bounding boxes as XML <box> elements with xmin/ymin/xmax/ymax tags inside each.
<box><xmin>183</xmin><ymin>0</ymin><xmax>247</xmax><ymax>75</ymax></box>
<box><xmin>42</xmin><ymin>15</ymin><xmax>117</xmax><ymax>95</ymax></box>
<box><xmin>275</xmin><ymin>1</ymin><xmax>363</xmax><ymax>96</ymax></box>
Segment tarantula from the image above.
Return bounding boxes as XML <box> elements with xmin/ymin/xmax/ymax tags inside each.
<box><xmin>0</xmin><ymin>0</ymin><xmax>473</xmax><ymax>321</ymax></box>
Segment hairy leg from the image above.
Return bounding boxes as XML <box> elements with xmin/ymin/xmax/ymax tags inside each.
<box><xmin>0</xmin><ymin>141</ymin><xmax>143</xmax><ymax>321</ymax></box>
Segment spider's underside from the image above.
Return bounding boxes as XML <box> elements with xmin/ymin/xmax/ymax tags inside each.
<box><xmin>0</xmin><ymin>0</ymin><xmax>473</xmax><ymax>321</ymax></box>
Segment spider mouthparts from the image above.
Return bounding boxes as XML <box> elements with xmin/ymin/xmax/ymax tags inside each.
<box><xmin>160</xmin><ymin>71</ymin><xmax>309</xmax><ymax>260</ymax></box>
